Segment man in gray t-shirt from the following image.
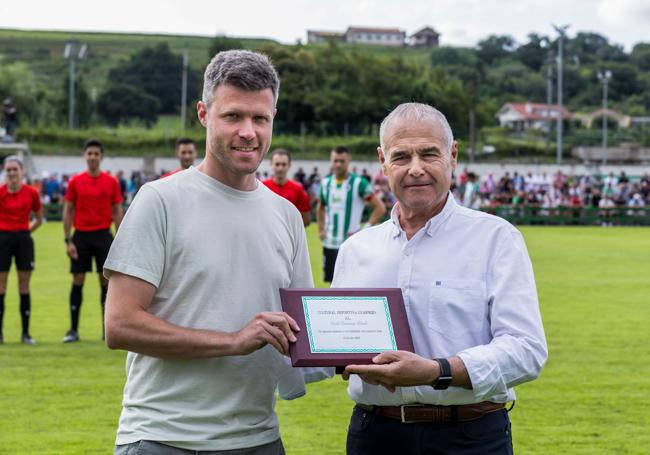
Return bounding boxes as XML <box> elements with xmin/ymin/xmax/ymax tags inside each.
<box><xmin>105</xmin><ymin>50</ymin><xmax>322</xmax><ymax>454</ymax></box>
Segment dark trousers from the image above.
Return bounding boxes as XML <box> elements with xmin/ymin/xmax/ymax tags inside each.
<box><xmin>346</xmin><ymin>405</ymin><xmax>513</xmax><ymax>455</ymax></box>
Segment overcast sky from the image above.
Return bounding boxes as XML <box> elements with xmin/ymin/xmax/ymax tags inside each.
<box><xmin>1</xmin><ymin>0</ymin><xmax>648</xmax><ymax>50</ymax></box>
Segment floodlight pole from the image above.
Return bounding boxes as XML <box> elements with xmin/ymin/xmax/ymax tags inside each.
<box><xmin>598</xmin><ymin>70</ymin><xmax>612</xmax><ymax>166</ymax></box>
<box><xmin>553</xmin><ymin>24</ymin><xmax>570</xmax><ymax>164</ymax></box>
<box><xmin>64</xmin><ymin>39</ymin><xmax>87</xmax><ymax>129</ymax></box>
<box><xmin>66</xmin><ymin>40</ymin><xmax>77</xmax><ymax>129</ymax></box>
<box><xmin>545</xmin><ymin>56</ymin><xmax>553</xmax><ymax>154</ymax></box>
<box><xmin>181</xmin><ymin>51</ymin><xmax>188</xmax><ymax>131</ymax></box>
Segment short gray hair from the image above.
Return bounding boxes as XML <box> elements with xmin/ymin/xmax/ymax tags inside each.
<box><xmin>3</xmin><ymin>155</ymin><xmax>23</xmax><ymax>169</ymax></box>
<box><xmin>202</xmin><ymin>50</ymin><xmax>280</xmax><ymax>106</ymax></box>
<box><xmin>379</xmin><ymin>103</ymin><xmax>454</xmax><ymax>157</ymax></box>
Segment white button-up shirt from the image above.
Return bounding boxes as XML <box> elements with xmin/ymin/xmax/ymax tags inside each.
<box><xmin>331</xmin><ymin>194</ymin><xmax>547</xmax><ymax>406</ymax></box>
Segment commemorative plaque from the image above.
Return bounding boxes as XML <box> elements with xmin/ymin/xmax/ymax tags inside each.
<box><xmin>279</xmin><ymin>288</ymin><xmax>414</xmax><ymax>367</ymax></box>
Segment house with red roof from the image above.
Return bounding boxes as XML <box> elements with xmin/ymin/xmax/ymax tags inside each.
<box><xmin>496</xmin><ymin>102</ymin><xmax>571</xmax><ymax>131</ymax></box>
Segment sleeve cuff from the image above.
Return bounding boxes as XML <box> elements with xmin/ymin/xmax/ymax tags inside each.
<box><xmin>458</xmin><ymin>346</ymin><xmax>509</xmax><ymax>402</ymax></box>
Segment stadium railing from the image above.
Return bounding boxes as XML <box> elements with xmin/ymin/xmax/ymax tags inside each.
<box><xmin>481</xmin><ymin>205</ymin><xmax>650</xmax><ymax>226</ymax></box>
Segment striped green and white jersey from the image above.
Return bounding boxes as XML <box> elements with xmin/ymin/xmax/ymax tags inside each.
<box><xmin>320</xmin><ymin>173</ymin><xmax>373</xmax><ymax>249</ymax></box>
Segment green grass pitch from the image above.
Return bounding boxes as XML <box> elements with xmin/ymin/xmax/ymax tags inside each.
<box><xmin>0</xmin><ymin>222</ymin><xmax>648</xmax><ymax>454</ymax></box>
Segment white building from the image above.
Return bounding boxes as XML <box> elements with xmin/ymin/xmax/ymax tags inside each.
<box><xmin>344</xmin><ymin>27</ymin><xmax>405</xmax><ymax>46</ymax></box>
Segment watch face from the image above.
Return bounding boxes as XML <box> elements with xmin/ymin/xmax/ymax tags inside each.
<box><xmin>433</xmin><ymin>377</ymin><xmax>452</xmax><ymax>390</ymax></box>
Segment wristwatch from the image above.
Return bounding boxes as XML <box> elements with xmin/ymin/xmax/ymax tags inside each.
<box><xmin>431</xmin><ymin>358</ymin><xmax>453</xmax><ymax>390</ymax></box>
<box><xmin>64</xmin><ymin>237</ymin><xmax>71</xmax><ymax>244</ymax></box>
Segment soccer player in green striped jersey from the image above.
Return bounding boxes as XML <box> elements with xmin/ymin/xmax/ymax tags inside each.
<box><xmin>317</xmin><ymin>146</ymin><xmax>386</xmax><ymax>282</ymax></box>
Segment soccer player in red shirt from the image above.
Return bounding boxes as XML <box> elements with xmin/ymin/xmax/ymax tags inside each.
<box><xmin>262</xmin><ymin>149</ymin><xmax>311</xmax><ymax>226</ymax></box>
<box><xmin>160</xmin><ymin>137</ymin><xmax>198</xmax><ymax>178</ymax></box>
<box><xmin>62</xmin><ymin>139</ymin><xmax>123</xmax><ymax>342</ymax></box>
<box><xmin>0</xmin><ymin>155</ymin><xmax>42</xmax><ymax>344</ymax></box>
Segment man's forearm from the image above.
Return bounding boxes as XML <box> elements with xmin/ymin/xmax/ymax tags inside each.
<box><xmin>301</xmin><ymin>211</ymin><xmax>311</xmax><ymax>227</ymax></box>
<box><xmin>105</xmin><ymin>307</ymin><xmax>239</xmax><ymax>358</ymax></box>
<box><xmin>113</xmin><ymin>205</ymin><xmax>124</xmax><ymax>230</ymax></box>
<box><xmin>63</xmin><ymin>204</ymin><xmax>73</xmax><ymax>238</ymax></box>
<box><xmin>367</xmin><ymin>198</ymin><xmax>386</xmax><ymax>226</ymax></box>
<box><xmin>449</xmin><ymin>355</ymin><xmax>472</xmax><ymax>389</ymax></box>
<box><xmin>105</xmin><ymin>272</ymin><xmax>299</xmax><ymax>358</ymax></box>
<box><xmin>29</xmin><ymin>211</ymin><xmax>43</xmax><ymax>232</ymax></box>
<box><xmin>317</xmin><ymin>204</ymin><xmax>325</xmax><ymax>233</ymax></box>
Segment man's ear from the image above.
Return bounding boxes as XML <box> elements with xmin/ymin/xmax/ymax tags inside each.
<box><xmin>197</xmin><ymin>101</ymin><xmax>208</xmax><ymax>127</ymax></box>
<box><xmin>377</xmin><ymin>147</ymin><xmax>387</xmax><ymax>174</ymax></box>
<box><xmin>450</xmin><ymin>141</ymin><xmax>458</xmax><ymax>172</ymax></box>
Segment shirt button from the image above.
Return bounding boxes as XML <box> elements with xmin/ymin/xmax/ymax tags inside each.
<box><xmin>404</xmin><ymin>249</ymin><xmax>410</xmax><ymax>256</ymax></box>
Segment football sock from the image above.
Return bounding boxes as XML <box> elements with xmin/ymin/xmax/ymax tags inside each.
<box><xmin>0</xmin><ymin>293</ymin><xmax>5</xmax><ymax>335</ymax></box>
<box><xmin>100</xmin><ymin>285</ymin><xmax>108</xmax><ymax>337</ymax></box>
<box><xmin>70</xmin><ymin>284</ymin><xmax>83</xmax><ymax>332</ymax></box>
<box><xmin>19</xmin><ymin>293</ymin><xmax>30</xmax><ymax>335</ymax></box>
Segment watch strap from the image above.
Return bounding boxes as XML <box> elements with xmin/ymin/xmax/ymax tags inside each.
<box><xmin>432</xmin><ymin>358</ymin><xmax>453</xmax><ymax>390</ymax></box>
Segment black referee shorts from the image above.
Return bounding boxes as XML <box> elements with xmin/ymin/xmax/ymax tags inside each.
<box><xmin>70</xmin><ymin>229</ymin><xmax>113</xmax><ymax>274</ymax></box>
<box><xmin>0</xmin><ymin>231</ymin><xmax>35</xmax><ymax>272</ymax></box>
<box><xmin>322</xmin><ymin>247</ymin><xmax>339</xmax><ymax>283</ymax></box>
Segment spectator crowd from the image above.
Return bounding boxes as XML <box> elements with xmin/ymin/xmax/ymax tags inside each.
<box><xmin>1</xmin><ymin>164</ymin><xmax>649</xmax><ymax>219</ymax></box>
<box><xmin>452</xmin><ymin>169</ymin><xmax>650</xmax><ymax>213</ymax></box>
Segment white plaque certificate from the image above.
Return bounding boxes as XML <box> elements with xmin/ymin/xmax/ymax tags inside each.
<box><xmin>302</xmin><ymin>296</ymin><xmax>398</xmax><ymax>353</ymax></box>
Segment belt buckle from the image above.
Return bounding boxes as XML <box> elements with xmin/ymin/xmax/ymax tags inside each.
<box><xmin>400</xmin><ymin>404</ymin><xmax>425</xmax><ymax>423</ymax></box>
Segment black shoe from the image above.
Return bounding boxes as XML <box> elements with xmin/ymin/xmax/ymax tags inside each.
<box><xmin>21</xmin><ymin>333</ymin><xmax>36</xmax><ymax>345</ymax></box>
<box><xmin>63</xmin><ymin>329</ymin><xmax>80</xmax><ymax>343</ymax></box>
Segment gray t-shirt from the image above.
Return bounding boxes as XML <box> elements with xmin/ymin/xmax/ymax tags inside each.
<box><xmin>104</xmin><ymin>167</ymin><xmax>313</xmax><ymax>451</ymax></box>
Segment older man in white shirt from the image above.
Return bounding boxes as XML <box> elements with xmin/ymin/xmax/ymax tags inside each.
<box><xmin>335</xmin><ymin>103</ymin><xmax>547</xmax><ymax>455</ymax></box>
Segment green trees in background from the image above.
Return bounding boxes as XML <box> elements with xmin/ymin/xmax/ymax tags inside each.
<box><xmin>0</xmin><ymin>61</ymin><xmax>53</xmax><ymax>126</ymax></box>
<box><xmin>97</xmin><ymin>84</ymin><xmax>160</xmax><ymax>127</ymax></box>
<box><xmin>98</xmin><ymin>43</ymin><xmax>200</xmax><ymax>124</ymax></box>
<box><xmin>1</xmin><ymin>30</ymin><xmax>648</xmax><ymax>145</ymax></box>
<box><xmin>208</xmin><ymin>35</ymin><xmax>244</xmax><ymax>57</ymax></box>
<box><xmin>258</xmin><ymin>41</ymin><xmax>471</xmax><ymax>137</ymax></box>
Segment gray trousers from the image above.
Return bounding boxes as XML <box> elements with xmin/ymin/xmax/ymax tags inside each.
<box><xmin>115</xmin><ymin>439</ymin><xmax>285</xmax><ymax>455</ymax></box>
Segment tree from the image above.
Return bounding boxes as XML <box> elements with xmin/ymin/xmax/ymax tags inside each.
<box><xmin>208</xmin><ymin>35</ymin><xmax>244</xmax><ymax>58</ymax></box>
<box><xmin>430</xmin><ymin>46</ymin><xmax>483</xmax><ymax>86</ymax></box>
<box><xmin>97</xmin><ymin>84</ymin><xmax>160</xmax><ymax>127</ymax></box>
<box><xmin>603</xmin><ymin>63</ymin><xmax>641</xmax><ymax>100</ymax></box>
<box><xmin>431</xmin><ymin>46</ymin><xmax>478</xmax><ymax>67</ymax></box>
<box><xmin>258</xmin><ymin>44</ymin><xmax>319</xmax><ymax>133</ymax></box>
<box><xmin>475</xmin><ymin>35</ymin><xmax>517</xmax><ymax>65</ymax></box>
<box><xmin>516</xmin><ymin>33</ymin><xmax>551</xmax><ymax>71</ymax></box>
<box><xmin>631</xmin><ymin>43</ymin><xmax>650</xmax><ymax>71</ymax></box>
<box><xmin>107</xmin><ymin>43</ymin><xmax>200</xmax><ymax>114</ymax></box>
<box><xmin>566</xmin><ymin>32</ymin><xmax>627</xmax><ymax>65</ymax></box>
<box><xmin>484</xmin><ymin>61</ymin><xmax>545</xmax><ymax>101</ymax></box>
<box><xmin>0</xmin><ymin>61</ymin><xmax>45</xmax><ymax>127</ymax></box>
